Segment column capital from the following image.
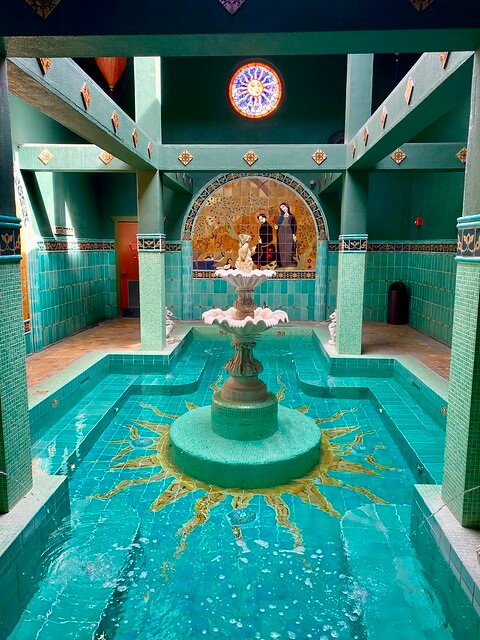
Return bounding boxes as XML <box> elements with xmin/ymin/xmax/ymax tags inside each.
<box><xmin>137</xmin><ymin>233</ymin><xmax>165</xmax><ymax>252</ymax></box>
<box><xmin>0</xmin><ymin>216</ymin><xmax>22</xmax><ymax>262</ymax></box>
<box><xmin>456</xmin><ymin>215</ymin><xmax>480</xmax><ymax>262</ymax></box>
<box><xmin>338</xmin><ymin>234</ymin><xmax>368</xmax><ymax>252</ymax></box>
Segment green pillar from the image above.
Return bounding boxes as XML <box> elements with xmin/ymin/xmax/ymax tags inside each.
<box><xmin>134</xmin><ymin>58</ymin><xmax>166</xmax><ymax>350</ymax></box>
<box><xmin>0</xmin><ymin>57</ymin><xmax>32</xmax><ymax>512</ymax></box>
<box><xmin>336</xmin><ymin>54</ymin><xmax>373</xmax><ymax>355</ymax></box>
<box><xmin>442</xmin><ymin>51</ymin><xmax>480</xmax><ymax>527</ymax></box>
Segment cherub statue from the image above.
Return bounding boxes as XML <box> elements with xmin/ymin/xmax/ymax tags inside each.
<box><xmin>166</xmin><ymin>307</ymin><xmax>175</xmax><ymax>343</ymax></box>
<box><xmin>235</xmin><ymin>233</ymin><xmax>256</xmax><ymax>273</ymax></box>
<box><xmin>328</xmin><ymin>309</ymin><xmax>337</xmax><ymax>345</ymax></box>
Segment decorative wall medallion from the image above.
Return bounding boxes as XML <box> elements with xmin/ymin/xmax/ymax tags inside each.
<box><xmin>148</xmin><ymin>142</ymin><xmax>153</xmax><ymax>158</ymax></box>
<box><xmin>381</xmin><ymin>105</ymin><xmax>388</xmax><ymax>129</ymax></box>
<box><xmin>311</xmin><ymin>149</ymin><xmax>327</xmax><ymax>165</ymax></box>
<box><xmin>439</xmin><ymin>52</ymin><xmax>450</xmax><ymax>69</ymax></box>
<box><xmin>405</xmin><ymin>78</ymin><xmax>414</xmax><ymax>105</ymax></box>
<box><xmin>137</xmin><ymin>234</ymin><xmax>166</xmax><ymax>252</ymax></box>
<box><xmin>24</xmin><ymin>0</ymin><xmax>64</xmax><ymax>19</ymax></box>
<box><xmin>38</xmin><ymin>148</ymin><xmax>53</xmax><ymax>165</ymax></box>
<box><xmin>456</xmin><ymin>147</ymin><xmax>467</xmax><ymax>164</ymax></box>
<box><xmin>80</xmin><ymin>83</ymin><xmax>91</xmax><ymax>110</ymax></box>
<box><xmin>243</xmin><ymin>150</ymin><xmax>258</xmax><ymax>166</ymax></box>
<box><xmin>37</xmin><ymin>58</ymin><xmax>52</xmax><ymax>74</ymax></box>
<box><xmin>363</xmin><ymin>127</ymin><xmax>369</xmax><ymax>146</ymax></box>
<box><xmin>409</xmin><ymin>0</ymin><xmax>435</xmax><ymax>11</ymax></box>
<box><xmin>99</xmin><ymin>151</ymin><xmax>114</xmax><ymax>165</ymax></box>
<box><xmin>229</xmin><ymin>62</ymin><xmax>282</xmax><ymax>119</ymax></box>
<box><xmin>111</xmin><ymin>110</ymin><xmax>119</xmax><ymax>133</ymax></box>
<box><xmin>351</xmin><ymin>141</ymin><xmax>356</xmax><ymax>158</ymax></box>
<box><xmin>391</xmin><ymin>148</ymin><xmax>407</xmax><ymax>165</ymax></box>
<box><xmin>217</xmin><ymin>0</ymin><xmax>247</xmax><ymax>13</ymax></box>
<box><xmin>178</xmin><ymin>150</ymin><xmax>193</xmax><ymax>166</ymax></box>
<box><xmin>132</xmin><ymin>128</ymin><xmax>139</xmax><ymax>147</ymax></box>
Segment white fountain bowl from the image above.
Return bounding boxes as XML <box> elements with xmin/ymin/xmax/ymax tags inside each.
<box><xmin>215</xmin><ymin>268</ymin><xmax>276</xmax><ymax>289</ymax></box>
<box><xmin>203</xmin><ymin>306</ymin><xmax>288</xmax><ymax>336</ymax></box>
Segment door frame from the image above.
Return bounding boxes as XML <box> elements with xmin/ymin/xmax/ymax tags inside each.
<box><xmin>113</xmin><ymin>216</ymin><xmax>138</xmax><ymax>318</ymax></box>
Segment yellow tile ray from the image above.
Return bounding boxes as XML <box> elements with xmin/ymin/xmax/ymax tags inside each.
<box><xmin>150</xmin><ymin>479</ymin><xmax>196</xmax><ymax>512</ymax></box>
<box><xmin>322</xmin><ymin>424</ymin><xmax>361</xmax><ymax>441</ymax></box>
<box><xmin>91</xmin><ymin>470</ymin><xmax>170</xmax><ymax>500</ymax></box>
<box><xmin>315</xmin><ymin>408</ymin><xmax>358</xmax><ymax>424</ymax></box>
<box><xmin>292</xmin><ymin>483</ymin><xmax>341</xmax><ymax>518</ymax></box>
<box><xmin>128</xmin><ymin>424</ymin><xmax>140</xmax><ymax>439</ymax></box>
<box><xmin>330</xmin><ymin>458</ymin><xmax>379</xmax><ymax>476</ymax></box>
<box><xmin>139</xmin><ymin>402</ymin><xmax>179</xmax><ymax>420</ymax></box>
<box><xmin>186</xmin><ymin>401</ymin><xmax>198</xmax><ymax>411</ymax></box>
<box><xmin>322</xmin><ymin>475</ymin><xmax>387</xmax><ymax>504</ymax></box>
<box><xmin>174</xmin><ymin>492</ymin><xmax>227</xmax><ymax>557</ymax></box>
<box><xmin>133</xmin><ymin>420</ymin><xmax>170</xmax><ymax>435</ymax></box>
<box><xmin>111</xmin><ymin>453</ymin><xmax>163</xmax><ymax>469</ymax></box>
<box><xmin>210</xmin><ymin>373</ymin><xmax>223</xmax><ymax>392</ymax></box>
<box><xmin>231</xmin><ymin>493</ymin><xmax>253</xmax><ymax>510</ymax></box>
<box><xmin>276</xmin><ymin>374</ymin><xmax>286</xmax><ymax>402</ymax></box>
<box><xmin>264</xmin><ymin>494</ymin><xmax>303</xmax><ymax>548</ymax></box>
<box><xmin>364</xmin><ymin>454</ymin><xmax>396</xmax><ymax>471</ymax></box>
<box><xmin>296</xmin><ymin>405</ymin><xmax>310</xmax><ymax>414</ymax></box>
<box><xmin>112</xmin><ymin>446</ymin><xmax>134</xmax><ymax>461</ymax></box>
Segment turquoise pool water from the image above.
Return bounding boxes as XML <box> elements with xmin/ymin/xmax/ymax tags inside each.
<box><xmin>6</xmin><ymin>334</ymin><xmax>458</xmax><ymax>639</ymax></box>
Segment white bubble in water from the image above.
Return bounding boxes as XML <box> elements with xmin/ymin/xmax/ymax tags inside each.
<box><xmin>287</xmin><ymin>633</ymin><xmax>296</xmax><ymax>639</ymax></box>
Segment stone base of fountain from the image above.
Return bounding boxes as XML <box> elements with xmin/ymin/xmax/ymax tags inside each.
<box><xmin>169</xmin><ymin>404</ymin><xmax>320</xmax><ymax>489</ymax></box>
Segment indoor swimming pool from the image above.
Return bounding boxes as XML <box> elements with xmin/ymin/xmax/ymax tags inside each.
<box><xmin>2</xmin><ymin>331</ymin><xmax>474</xmax><ymax>639</ymax></box>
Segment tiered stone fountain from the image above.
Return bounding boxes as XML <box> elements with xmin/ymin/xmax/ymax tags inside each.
<box><xmin>169</xmin><ymin>235</ymin><xmax>320</xmax><ymax>489</ymax></box>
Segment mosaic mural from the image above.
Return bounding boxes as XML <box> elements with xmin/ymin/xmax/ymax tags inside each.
<box><xmin>191</xmin><ymin>175</ymin><xmax>320</xmax><ymax>271</ymax></box>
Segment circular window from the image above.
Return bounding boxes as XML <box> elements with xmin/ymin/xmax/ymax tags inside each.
<box><xmin>228</xmin><ymin>62</ymin><xmax>283</xmax><ymax>119</ymax></box>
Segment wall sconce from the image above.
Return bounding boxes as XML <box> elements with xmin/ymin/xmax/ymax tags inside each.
<box><xmin>414</xmin><ymin>216</ymin><xmax>423</xmax><ymax>227</ymax></box>
<box><xmin>309</xmin><ymin>180</ymin><xmax>316</xmax><ymax>189</ymax></box>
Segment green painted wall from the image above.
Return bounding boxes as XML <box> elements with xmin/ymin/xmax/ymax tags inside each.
<box><xmin>367</xmin><ymin>172</ymin><xmax>412</xmax><ymax>241</ymax></box>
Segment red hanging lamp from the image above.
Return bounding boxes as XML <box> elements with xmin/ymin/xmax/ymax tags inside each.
<box><xmin>95</xmin><ymin>57</ymin><xmax>127</xmax><ymax>96</ymax></box>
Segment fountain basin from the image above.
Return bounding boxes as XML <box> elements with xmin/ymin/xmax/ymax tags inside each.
<box><xmin>169</xmin><ymin>405</ymin><xmax>321</xmax><ymax>489</ymax></box>
<box><xmin>203</xmin><ymin>307</ymin><xmax>288</xmax><ymax>334</ymax></box>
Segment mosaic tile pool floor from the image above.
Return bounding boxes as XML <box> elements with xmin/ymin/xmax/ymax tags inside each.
<box><xmin>9</xmin><ymin>334</ymin><xmax>458</xmax><ymax>639</ymax></box>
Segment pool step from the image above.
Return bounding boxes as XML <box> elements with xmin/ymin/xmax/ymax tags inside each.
<box><xmin>341</xmin><ymin>504</ymin><xmax>452</xmax><ymax>640</ymax></box>
<box><xmin>9</xmin><ymin>503</ymin><xmax>141</xmax><ymax>640</ymax></box>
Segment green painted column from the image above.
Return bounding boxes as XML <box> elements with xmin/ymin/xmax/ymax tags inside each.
<box><xmin>134</xmin><ymin>58</ymin><xmax>166</xmax><ymax>350</ymax></box>
<box><xmin>0</xmin><ymin>57</ymin><xmax>32</xmax><ymax>512</ymax></box>
<box><xmin>442</xmin><ymin>51</ymin><xmax>480</xmax><ymax>527</ymax></box>
<box><xmin>336</xmin><ymin>54</ymin><xmax>373</xmax><ymax>354</ymax></box>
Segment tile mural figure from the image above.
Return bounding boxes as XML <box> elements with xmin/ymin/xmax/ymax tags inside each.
<box><xmin>254</xmin><ymin>211</ymin><xmax>277</xmax><ymax>267</ymax></box>
<box><xmin>274</xmin><ymin>202</ymin><xmax>297</xmax><ymax>268</ymax></box>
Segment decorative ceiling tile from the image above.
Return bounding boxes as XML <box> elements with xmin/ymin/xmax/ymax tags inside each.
<box><xmin>405</xmin><ymin>77</ymin><xmax>414</xmax><ymax>105</ymax></box>
<box><xmin>178</xmin><ymin>149</ymin><xmax>193</xmax><ymax>166</ymax></box>
<box><xmin>381</xmin><ymin>105</ymin><xmax>388</xmax><ymax>129</ymax></box>
<box><xmin>37</xmin><ymin>58</ymin><xmax>51</xmax><ymax>74</ymax></box>
<box><xmin>439</xmin><ymin>52</ymin><xmax>450</xmax><ymax>69</ymax></box>
<box><xmin>391</xmin><ymin>148</ymin><xmax>407</xmax><ymax>165</ymax></box>
<box><xmin>24</xmin><ymin>0</ymin><xmax>63</xmax><ymax>19</ymax></box>
<box><xmin>80</xmin><ymin>83</ymin><xmax>91</xmax><ymax>110</ymax></box>
<box><xmin>217</xmin><ymin>0</ymin><xmax>247</xmax><ymax>15</ymax></box>
<box><xmin>38</xmin><ymin>148</ymin><xmax>53</xmax><ymax>165</ymax></box>
<box><xmin>311</xmin><ymin>149</ymin><xmax>327</xmax><ymax>165</ymax></box>
<box><xmin>148</xmin><ymin>142</ymin><xmax>153</xmax><ymax>158</ymax></box>
<box><xmin>111</xmin><ymin>111</ymin><xmax>119</xmax><ymax>133</ymax></box>
<box><xmin>243</xmin><ymin>149</ymin><xmax>258</xmax><ymax>166</ymax></box>
<box><xmin>132</xmin><ymin>128</ymin><xmax>139</xmax><ymax>148</ymax></box>
<box><xmin>409</xmin><ymin>0</ymin><xmax>435</xmax><ymax>10</ymax></box>
<box><xmin>456</xmin><ymin>147</ymin><xmax>467</xmax><ymax>164</ymax></box>
<box><xmin>363</xmin><ymin>127</ymin><xmax>369</xmax><ymax>146</ymax></box>
<box><xmin>99</xmin><ymin>151</ymin><xmax>114</xmax><ymax>165</ymax></box>
<box><xmin>351</xmin><ymin>141</ymin><xmax>356</xmax><ymax>158</ymax></box>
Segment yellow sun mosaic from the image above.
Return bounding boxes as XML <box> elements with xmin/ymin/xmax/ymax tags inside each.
<box><xmin>93</xmin><ymin>377</ymin><xmax>394</xmax><ymax>562</ymax></box>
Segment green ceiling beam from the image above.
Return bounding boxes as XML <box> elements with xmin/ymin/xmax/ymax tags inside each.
<box><xmin>17</xmin><ymin>143</ymin><xmax>133</xmax><ymax>172</ymax></box>
<box><xmin>348</xmin><ymin>51</ymin><xmax>473</xmax><ymax>170</ymax></box>
<box><xmin>163</xmin><ymin>172</ymin><xmax>193</xmax><ymax>195</ymax></box>
<box><xmin>157</xmin><ymin>144</ymin><xmax>347</xmax><ymax>172</ymax></box>
<box><xmin>7</xmin><ymin>57</ymin><xmax>156</xmax><ymax>170</ymax></box>
<box><xmin>373</xmin><ymin>143</ymin><xmax>467</xmax><ymax>170</ymax></box>
<box><xmin>319</xmin><ymin>173</ymin><xmax>343</xmax><ymax>194</ymax></box>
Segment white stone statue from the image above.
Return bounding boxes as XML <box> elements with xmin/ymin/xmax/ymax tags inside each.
<box><xmin>235</xmin><ymin>234</ymin><xmax>256</xmax><ymax>273</ymax></box>
<box><xmin>166</xmin><ymin>307</ymin><xmax>175</xmax><ymax>343</ymax></box>
<box><xmin>328</xmin><ymin>309</ymin><xmax>337</xmax><ymax>345</ymax></box>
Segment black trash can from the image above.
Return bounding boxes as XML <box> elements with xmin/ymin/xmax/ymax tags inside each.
<box><xmin>387</xmin><ymin>281</ymin><xmax>409</xmax><ymax>324</ymax></box>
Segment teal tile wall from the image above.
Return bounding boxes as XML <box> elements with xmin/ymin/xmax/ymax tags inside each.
<box><xmin>165</xmin><ymin>249</ymin><xmax>183</xmax><ymax>319</ymax></box>
<box><xmin>35</xmin><ymin>241</ymin><xmax>116</xmax><ymax>349</ymax></box>
<box><xmin>327</xmin><ymin>243</ymin><xmax>457</xmax><ymax>345</ymax></box>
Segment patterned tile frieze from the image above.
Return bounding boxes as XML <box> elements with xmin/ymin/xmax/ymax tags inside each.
<box><xmin>137</xmin><ymin>234</ymin><xmax>166</xmax><ymax>252</ymax></box>
<box><xmin>0</xmin><ymin>215</ymin><xmax>22</xmax><ymax>261</ymax></box>
<box><xmin>339</xmin><ymin>234</ymin><xmax>368</xmax><ymax>252</ymax></box>
<box><xmin>329</xmin><ymin>241</ymin><xmax>456</xmax><ymax>253</ymax></box>
<box><xmin>456</xmin><ymin>214</ymin><xmax>480</xmax><ymax>261</ymax></box>
<box><xmin>184</xmin><ymin>172</ymin><xmax>326</xmax><ymax>240</ymax></box>
<box><xmin>193</xmin><ymin>269</ymin><xmax>316</xmax><ymax>279</ymax></box>
<box><xmin>38</xmin><ymin>238</ymin><xmax>115</xmax><ymax>252</ymax></box>
<box><xmin>165</xmin><ymin>242</ymin><xmax>182</xmax><ymax>252</ymax></box>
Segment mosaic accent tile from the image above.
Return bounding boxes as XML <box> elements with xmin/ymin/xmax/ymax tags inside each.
<box><xmin>456</xmin><ymin>147</ymin><xmax>467</xmax><ymax>164</ymax></box>
<box><xmin>439</xmin><ymin>51</ymin><xmax>450</xmax><ymax>69</ymax></box>
<box><xmin>391</xmin><ymin>148</ymin><xmax>407</xmax><ymax>165</ymax></box>
<box><xmin>243</xmin><ymin>149</ymin><xmax>258</xmax><ymax>166</ymax></box>
<box><xmin>410</xmin><ymin>0</ymin><xmax>435</xmax><ymax>11</ymax></box>
<box><xmin>80</xmin><ymin>82</ymin><xmax>91</xmax><ymax>110</ymax></box>
<box><xmin>339</xmin><ymin>234</ymin><xmax>368</xmax><ymax>252</ymax></box>
<box><xmin>363</xmin><ymin>127</ymin><xmax>369</xmax><ymax>146</ymax></box>
<box><xmin>178</xmin><ymin>150</ymin><xmax>193</xmax><ymax>166</ymax></box>
<box><xmin>0</xmin><ymin>217</ymin><xmax>22</xmax><ymax>260</ymax></box>
<box><xmin>381</xmin><ymin>105</ymin><xmax>388</xmax><ymax>129</ymax></box>
<box><xmin>405</xmin><ymin>77</ymin><xmax>414</xmax><ymax>105</ymax></box>
<box><xmin>38</xmin><ymin>148</ymin><xmax>53</xmax><ymax>165</ymax></box>
<box><xmin>217</xmin><ymin>0</ymin><xmax>247</xmax><ymax>14</ymax></box>
<box><xmin>111</xmin><ymin>110</ymin><xmax>119</xmax><ymax>133</ymax></box>
<box><xmin>24</xmin><ymin>0</ymin><xmax>63</xmax><ymax>19</ymax></box>
<box><xmin>37</xmin><ymin>57</ymin><xmax>51</xmax><ymax>74</ymax></box>
<box><xmin>351</xmin><ymin>141</ymin><xmax>356</xmax><ymax>158</ymax></box>
<box><xmin>311</xmin><ymin>149</ymin><xmax>327</xmax><ymax>165</ymax></box>
<box><xmin>148</xmin><ymin>142</ymin><xmax>153</xmax><ymax>158</ymax></box>
<box><xmin>137</xmin><ymin>234</ymin><xmax>166</xmax><ymax>252</ymax></box>
<box><xmin>99</xmin><ymin>151</ymin><xmax>114</xmax><ymax>165</ymax></box>
<box><xmin>132</xmin><ymin>128</ymin><xmax>139</xmax><ymax>147</ymax></box>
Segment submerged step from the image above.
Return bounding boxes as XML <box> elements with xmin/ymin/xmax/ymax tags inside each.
<box><xmin>340</xmin><ymin>503</ymin><xmax>452</xmax><ymax>640</ymax></box>
<box><xmin>9</xmin><ymin>503</ymin><xmax>140</xmax><ymax>640</ymax></box>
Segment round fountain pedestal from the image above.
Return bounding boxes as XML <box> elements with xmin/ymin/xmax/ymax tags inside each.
<box><xmin>169</xmin><ymin>404</ymin><xmax>320</xmax><ymax>489</ymax></box>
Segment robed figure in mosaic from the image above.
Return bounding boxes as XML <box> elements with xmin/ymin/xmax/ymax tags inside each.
<box><xmin>255</xmin><ymin>212</ymin><xmax>277</xmax><ymax>267</ymax></box>
<box><xmin>275</xmin><ymin>202</ymin><xmax>297</xmax><ymax>268</ymax></box>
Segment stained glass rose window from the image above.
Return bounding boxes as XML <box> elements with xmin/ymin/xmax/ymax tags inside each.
<box><xmin>228</xmin><ymin>62</ymin><xmax>283</xmax><ymax>119</ymax></box>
